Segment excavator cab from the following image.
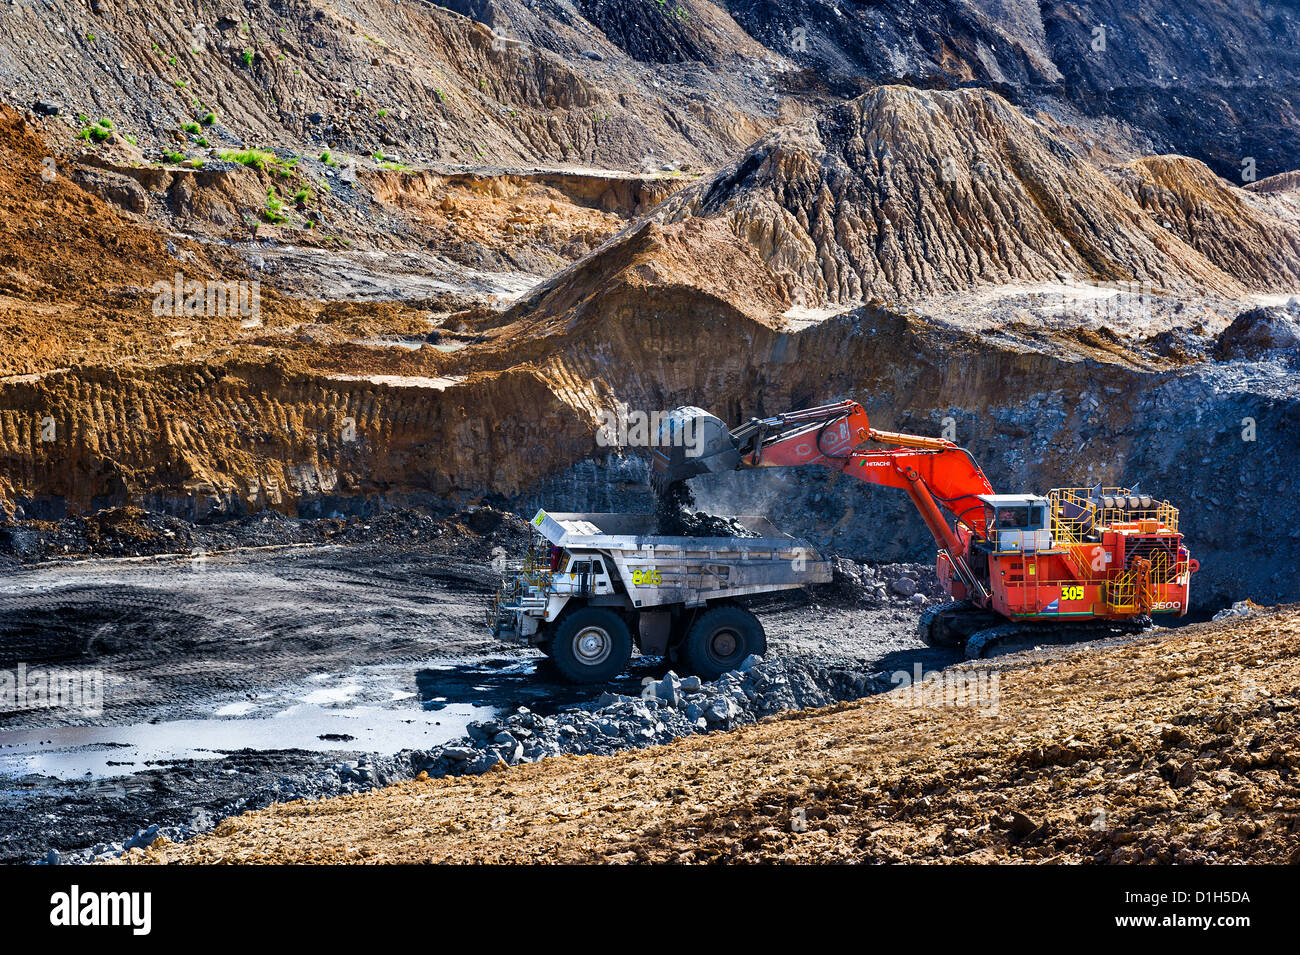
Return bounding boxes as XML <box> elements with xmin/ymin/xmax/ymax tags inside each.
<box><xmin>979</xmin><ymin>494</ymin><xmax>1052</xmax><ymax>553</ymax></box>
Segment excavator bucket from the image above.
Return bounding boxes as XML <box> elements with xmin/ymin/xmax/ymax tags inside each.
<box><xmin>650</xmin><ymin>406</ymin><xmax>742</xmax><ymax>491</ymax></box>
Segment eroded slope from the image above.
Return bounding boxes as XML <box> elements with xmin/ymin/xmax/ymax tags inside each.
<box><xmin>720</xmin><ymin>0</ymin><xmax>1300</xmax><ymax>180</ymax></box>
<box><xmin>1112</xmin><ymin>155</ymin><xmax>1300</xmax><ymax>290</ymax></box>
<box><xmin>1</xmin><ymin>0</ymin><xmax>777</xmax><ymax>170</ymax></box>
<box><xmin>643</xmin><ymin>86</ymin><xmax>1300</xmax><ymax>305</ymax></box>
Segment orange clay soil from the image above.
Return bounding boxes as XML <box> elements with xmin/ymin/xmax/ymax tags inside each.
<box><xmin>0</xmin><ymin>104</ymin><xmax>637</xmax><ymax>381</ymax></box>
<box><xmin>126</xmin><ymin>606</ymin><xmax>1300</xmax><ymax>864</ymax></box>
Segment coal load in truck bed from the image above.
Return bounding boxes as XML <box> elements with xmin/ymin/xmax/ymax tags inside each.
<box><xmin>654</xmin><ymin>481</ymin><xmax>760</xmax><ymax>538</ymax></box>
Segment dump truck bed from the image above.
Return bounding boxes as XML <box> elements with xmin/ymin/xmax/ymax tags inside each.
<box><xmin>530</xmin><ymin>511</ymin><xmax>832</xmax><ymax>608</ymax></box>
<box><xmin>533</xmin><ymin>511</ymin><xmax>795</xmax><ymax>548</ymax></box>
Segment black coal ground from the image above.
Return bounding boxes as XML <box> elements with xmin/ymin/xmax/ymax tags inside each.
<box><xmin>0</xmin><ymin>511</ymin><xmax>951</xmax><ymax>864</ymax></box>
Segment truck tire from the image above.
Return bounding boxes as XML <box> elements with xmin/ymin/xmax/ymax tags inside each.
<box><xmin>550</xmin><ymin>608</ymin><xmax>633</xmax><ymax>684</ymax></box>
<box><xmin>681</xmin><ymin>604</ymin><xmax>765</xmax><ymax>680</ymax></box>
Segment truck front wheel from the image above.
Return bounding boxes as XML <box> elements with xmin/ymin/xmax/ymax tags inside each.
<box><xmin>681</xmin><ymin>604</ymin><xmax>766</xmax><ymax>680</ymax></box>
<box><xmin>550</xmin><ymin>608</ymin><xmax>633</xmax><ymax>684</ymax></box>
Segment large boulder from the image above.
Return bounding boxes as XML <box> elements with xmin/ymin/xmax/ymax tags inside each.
<box><xmin>1215</xmin><ymin>306</ymin><xmax>1300</xmax><ymax>361</ymax></box>
<box><xmin>69</xmin><ymin>167</ymin><xmax>149</xmax><ymax>214</ymax></box>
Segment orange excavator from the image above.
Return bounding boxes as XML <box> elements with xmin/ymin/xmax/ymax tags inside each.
<box><xmin>652</xmin><ymin>400</ymin><xmax>1198</xmax><ymax>657</ymax></box>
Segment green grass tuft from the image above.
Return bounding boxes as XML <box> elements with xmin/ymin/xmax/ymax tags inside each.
<box><xmin>218</xmin><ymin>149</ymin><xmax>278</xmax><ymax>171</ymax></box>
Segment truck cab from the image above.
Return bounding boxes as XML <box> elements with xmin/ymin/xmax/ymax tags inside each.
<box><xmin>552</xmin><ymin>552</ymin><xmax>617</xmax><ymax>600</ymax></box>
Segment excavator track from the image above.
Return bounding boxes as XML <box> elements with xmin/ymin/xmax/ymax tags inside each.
<box><xmin>917</xmin><ymin>600</ymin><xmax>1000</xmax><ymax>648</ymax></box>
<box><xmin>918</xmin><ymin>600</ymin><xmax>969</xmax><ymax>648</ymax></box>
<box><xmin>963</xmin><ymin>617</ymin><xmax>1154</xmax><ymax>660</ymax></box>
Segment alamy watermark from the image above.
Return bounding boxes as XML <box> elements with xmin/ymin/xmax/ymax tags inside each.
<box><xmin>0</xmin><ymin>664</ymin><xmax>104</xmax><ymax>717</ymax></box>
<box><xmin>1050</xmin><ymin>279</ymin><xmax>1154</xmax><ymax>323</ymax></box>
<box><xmin>596</xmin><ymin>407</ymin><xmax>702</xmax><ymax>456</ymax></box>
<box><xmin>50</xmin><ymin>885</ymin><xmax>151</xmax><ymax>935</ymax></box>
<box><xmin>152</xmin><ymin>272</ymin><xmax>261</xmax><ymax>325</ymax></box>
<box><xmin>891</xmin><ymin>663</ymin><xmax>1000</xmax><ymax>716</ymax></box>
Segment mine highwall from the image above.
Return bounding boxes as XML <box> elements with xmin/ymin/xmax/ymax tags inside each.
<box><xmin>0</xmin><ymin>307</ymin><xmax>1294</xmax><ymax>609</ymax></box>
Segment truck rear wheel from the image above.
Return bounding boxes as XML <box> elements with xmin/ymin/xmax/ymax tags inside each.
<box><xmin>681</xmin><ymin>604</ymin><xmax>765</xmax><ymax>680</ymax></box>
<box><xmin>550</xmin><ymin>608</ymin><xmax>633</xmax><ymax>684</ymax></box>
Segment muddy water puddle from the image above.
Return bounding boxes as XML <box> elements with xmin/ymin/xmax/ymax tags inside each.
<box><xmin>0</xmin><ymin>654</ymin><xmax>664</xmax><ymax>781</ymax></box>
<box><xmin>0</xmin><ymin>662</ymin><xmax>499</xmax><ymax>780</ymax></box>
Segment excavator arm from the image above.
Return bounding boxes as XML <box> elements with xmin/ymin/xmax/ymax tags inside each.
<box><xmin>652</xmin><ymin>400</ymin><xmax>996</xmax><ymax>599</ymax></box>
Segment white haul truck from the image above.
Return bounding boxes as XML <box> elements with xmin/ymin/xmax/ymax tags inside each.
<box><xmin>488</xmin><ymin>511</ymin><xmax>832</xmax><ymax>683</ymax></box>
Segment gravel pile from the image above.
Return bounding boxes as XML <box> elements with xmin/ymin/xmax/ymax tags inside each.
<box><xmin>1214</xmin><ymin>304</ymin><xmax>1300</xmax><ymax>363</ymax></box>
<box><xmin>827</xmin><ymin>557</ymin><xmax>945</xmax><ymax>607</ymax></box>
<box><xmin>1213</xmin><ymin>599</ymin><xmax>1262</xmax><ymax>620</ymax></box>
<box><xmin>413</xmin><ymin>655</ymin><xmax>883</xmax><ymax>777</ymax></box>
<box><xmin>43</xmin><ymin>655</ymin><xmax>883</xmax><ymax>864</ymax></box>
